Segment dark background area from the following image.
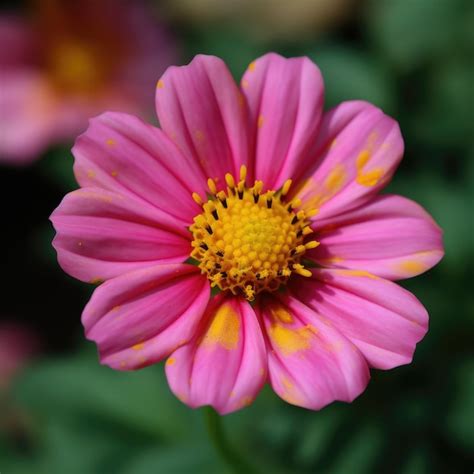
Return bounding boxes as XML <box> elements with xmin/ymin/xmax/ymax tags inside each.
<box><xmin>1</xmin><ymin>0</ymin><xmax>473</xmax><ymax>473</ymax></box>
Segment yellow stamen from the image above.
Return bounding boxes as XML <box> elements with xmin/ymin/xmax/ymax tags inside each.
<box><xmin>292</xmin><ymin>264</ymin><xmax>312</xmax><ymax>277</ymax></box>
<box><xmin>225</xmin><ymin>173</ymin><xmax>235</xmax><ymax>188</ymax></box>
<box><xmin>281</xmin><ymin>179</ymin><xmax>292</xmax><ymax>196</ymax></box>
<box><xmin>192</xmin><ymin>192</ymin><xmax>203</xmax><ymax>205</ymax></box>
<box><xmin>207</xmin><ymin>178</ymin><xmax>217</xmax><ymax>195</ymax></box>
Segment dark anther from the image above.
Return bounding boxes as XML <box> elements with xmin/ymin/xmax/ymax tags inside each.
<box><xmin>200</xmin><ymin>243</ymin><xmax>209</xmax><ymax>250</ymax></box>
<box><xmin>216</xmin><ymin>250</ymin><xmax>224</xmax><ymax>257</ymax></box>
<box><xmin>215</xmin><ymin>263</ymin><xmax>221</xmax><ymax>269</ymax></box>
<box><xmin>220</xmin><ymin>198</ymin><xmax>228</xmax><ymax>208</ymax></box>
<box><xmin>266</xmin><ymin>199</ymin><xmax>272</xmax><ymax>209</ymax></box>
<box><xmin>238</xmin><ymin>190</ymin><xmax>244</xmax><ymax>199</ymax></box>
<box><xmin>287</xmin><ymin>204</ymin><xmax>293</xmax><ymax>213</ymax></box>
<box><xmin>291</xmin><ymin>215</ymin><xmax>298</xmax><ymax>225</ymax></box>
<box><xmin>256</xmin><ymin>273</ymin><xmax>261</xmax><ymax>279</ymax></box>
<box><xmin>221</xmin><ymin>271</ymin><xmax>228</xmax><ymax>278</ymax></box>
<box><xmin>290</xmin><ymin>249</ymin><xmax>296</xmax><ymax>256</ymax></box>
<box><xmin>277</xmin><ymin>270</ymin><xmax>282</xmax><ymax>276</ymax></box>
<box><xmin>212</xmin><ymin>209</ymin><xmax>219</xmax><ymax>220</ymax></box>
<box><xmin>296</xmin><ymin>230</ymin><xmax>303</xmax><ymax>237</ymax></box>
<box><xmin>253</xmin><ymin>194</ymin><xmax>259</xmax><ymax>204</ymax></box>
<box><xmin>206</xmin><ymin>225</ymin><xmax>213</xmax><ymax>235</ymax></box>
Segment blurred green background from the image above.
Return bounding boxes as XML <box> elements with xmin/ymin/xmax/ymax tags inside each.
<box><xmin>1</xmin><ymin>0</ymin><xmax>473</xmax><ymax>473</ymax></box>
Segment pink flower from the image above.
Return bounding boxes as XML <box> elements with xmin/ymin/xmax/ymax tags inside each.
<box><xmin>0</xmin><ymin>0</ymin><xmax>177</xmax><ymax>165</ymax></box>
<box><xmin>51</xmin><ymin>54</ymin><xmax>444</xmax><ymax>414</ymax></box>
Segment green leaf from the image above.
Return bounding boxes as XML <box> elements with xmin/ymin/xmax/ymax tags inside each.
<box><xmin>408</xmin><ymin>58</ymin><xmax>473</xmax><ymax>147</ymax></box>
<box><xmin>308</xmin><ymin>45</ymin><xmax>396</xmax><ymax>113</ymax></box>
<box><xmin>446</xmin><ymin>359</ymin><xmax>474</xmax><ymax>451</ymax></box>
<box><xmin>367</xmin><ymin>0</ymin><xmax>469</xmax><ymax>70</ymax></box>
<box><xmin>120</xmin><ymin>444</ymin><xmax>226</xmax><ymax>474</ymax></box>
<box><xmin>39</xmin><ymin>146</ymin><xmax>77</xmax><ymax>192</ymax></box>
<box><xmin>327</xmin><ymin>423</ymin><xmax>382</xmax><ymax>474</ymax></box>
<box><xmin>13</xmin><ymin>347</ymin><xmax>196</xmax><ymax>441</ymax></box>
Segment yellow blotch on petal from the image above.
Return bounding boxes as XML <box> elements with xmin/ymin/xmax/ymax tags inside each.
<box><xmin>270</xmin><ymin>306</ymin><xmax>293</xmax><ymax>324</ymax></box>
<box><xmin>132</xmin><ymin>342</ymin><xmax>145</xmax><ymax>351</ymax></box>
<box><xmin>356</xmin><ymin>168</ymin><xmax>384</xmax><ymax>187</ymax></box>
<box><xmin>319</xmin><ymin>256</ymin><xmax>343</xmax><ymax>264</ymax></box>
<box><xmin>368</xmin><ymin>131</ymin><xmax>378</xmax><ymax>147</ymax></box>
<box><xmin>111</xmin><ymin>170</ymin><xmax>118</xmax><ymax>177</ymax></box>
<box><xmin>87</xmin><ymin>169</ymin><xmax>96</xmax><ymax>179</ymax></box>
<box><xmin>90</xmin><ymin>277</ymin><xmax>104</xmax><ymax>285</ymax></box>
<box><xmin>201</xmin><ymin>303</ymin><xmax>240</xmax><ymax>350</ymax></box>
<box><xmin>281</xmin><ymin>376</ymin><xmax>293</xmax><ymax>390</ymax></box>
<box><xmin>398</xmin><ymin>260</ymin><xmax>426</xmax><ymax>274</ymax></box>
<box><xmin>279</xmin><ymin>376</ymin><xmax>304</xmax><ymax>405</ymax></box>
<box><xmin>77</xmin><ymin>191</ymin><xmax>115</xmax><ymax>203</ymax></box>
<box><xmin>337</xmin><ymin>269</ymin><xmax>379</xmax><ymax>279</ymax></box>
<box><xmin>257</xmin><ymin>114</ymin><xmax>265</xmax><ymax>128</ymax></box>
<box><xmin>156</xmin><ymin>79</ymin><xmax>164</xmax><ymax>89</ymax></box>
<box><xmin>356</xmin><ymin>149</ymin><xmax>384</xmax><ymax>187</ymax></box>
<box><xmin>239</xmin><ymin>396</ymin><xmax>254</xmax><ymax>408</ymax></box>
<box><xmin>296</xmin><ymin>165</ymin><xmax>346</xmax><ymax>212</ymax></box>
<box><xmin>356</xmin><ymin>150</ymin><xmax>371</xmax><ymax>169</ymax></box>
<box><xmin>194</xmin><ymin>130</ymin><xmax>205</xmax><ymax>142</ymax></box>
<box><xmin>166</xmin><ymin>357</ymin><xmax>176</xmax><ymax>366</ymax></box>
<box><xmin>176</xmin><ymin>393</ymin><xmax>187</xmax><ymax>403</ymax></box>
<box><xmin>248</xmin><ymin>61</ymin><xmax>256</xmax><ymax>72</ymax></box>
<box><xmin>268</xmin><ymin>322</ymin><xmax>317</xmax><ymax>356</ymax></box>
<box><xmin>325</xmin><ymin>164</ymin><xmax>346</xmax><ymax>192</ymax></box>
<box><xmin>106</xmin><ymin>138</ymin><xmax>116</xmax><ymax>146</ymax></box>
<box><xmin>241</xmin><ymin>79</ymin><xmax>249</xmax><ymax>89</ymax></box>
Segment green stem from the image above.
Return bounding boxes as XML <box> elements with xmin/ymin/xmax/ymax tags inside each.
<box><xmin>204</xmin><ymin>406</ymin><xmax>260</xmax><ymax>474</ymax></box>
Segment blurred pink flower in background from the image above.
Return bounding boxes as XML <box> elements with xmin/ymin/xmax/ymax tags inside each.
<box><xmin>0</xmin><ymin>322</ymin><xmax>40</xmax><ymax>391</ymax></box>
<box><xmin>0</xmin><ymin>0</ymin><xmax>178</xmax><ymax>165</ymax></box>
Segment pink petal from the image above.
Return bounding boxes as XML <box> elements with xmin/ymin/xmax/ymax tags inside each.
<box><xmin>155</xmin><ymin>55</ymin><xmax>250</xmax><ymax>185</ymax></box>
<box><xmin>51</xmin><ymin>187</ymin><xmax>192</xmax><ymax>282</ymax></box>
<box><xmin>72</xmin><ymin>112</ymin><xmax>205</xmax><ymax>222</ymax></box>
<box><xmin>309</xmin><ymin>194</ymin><xmax>444</xmax><ymax>279</ymax></box>
<box><xmin>258</xmin><ymin>294</ymin><xmax>369</xmax><ymax>410</ymax></box>
<box><xmin>290</xmin><ymin>269</ymin><xmax>429</xmax><ymax>369</ymax></box>
<box><xmin>293</xmin><ymin>100</ymin><xmax>404</xmax><ymax>219</ymax></box>
<box><xmin>241</xmin><ymin>53</ymin><xmax>324</xmax><ymax>189</ymax></box>
<box><xmin>82</xmin><ymin>264</ymin><xmax>210</xmax><ymax>370</ymax></box>
<box><xmin>165</xmin><ymin>294</ymin><xmax>267</xmax><ymax>414</ymax></box>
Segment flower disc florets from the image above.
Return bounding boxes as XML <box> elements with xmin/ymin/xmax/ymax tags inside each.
<box><xmin>190</xmin><ymin>166</ymin><xmax>319</xmax><ymax>300</ymax></box>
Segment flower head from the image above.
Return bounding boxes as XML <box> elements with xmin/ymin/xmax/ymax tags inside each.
<box><xmin>51</xmin><ymin>54</ymin><xmax>444</xmax><ymax>414</ymax></box>
<box><xmin>0</xmin><ymin>0</ymin><xmax>177</xmax><ymax>164</ymax></box>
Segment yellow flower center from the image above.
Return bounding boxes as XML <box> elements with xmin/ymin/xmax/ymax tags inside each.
<box><xmin>190</xmin><ymin>166</ymin><xmax>319</xmax><ymax>301</ymax></box>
